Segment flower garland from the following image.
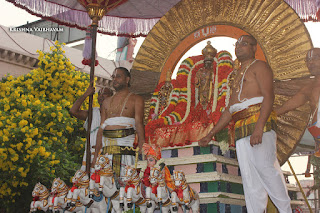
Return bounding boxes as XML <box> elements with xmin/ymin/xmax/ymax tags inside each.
<box><xmin>145</xmin><ymin>51</ymin><xmax>233</xmax><ymax>145</ymax></box>
<box><xmin>218</xmin><ymin>140</ymin><xmax>229</xmax><ymax>155</ymax></box>
<box><xmin>146</xmin><ymin>57</ymin><xmax>196</xmax><ymax>132</ymax></box>
<box><xmin>211</xmin><ymin>57</ymin><xmax>219</xmax><ymax>113</ymax></box>
<box><xmin>216</xmin><ymin>51</ymin><xmax>234</xmax><ymax>112</ymax></box>
<box><xmin>225</xmin><ymin>74</ymin><xmax>231</xmax><ymax>108</ymax></box>
<box><xmin>180</xmin><ymin>58</ymin><xmax>206</xmax><ymax>123</ymax></box>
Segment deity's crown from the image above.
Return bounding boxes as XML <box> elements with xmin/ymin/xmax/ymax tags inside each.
<box><xmin>202</xmin><ymin>41</ymin><xmax>217</xmax><ymax>61</ymax></box>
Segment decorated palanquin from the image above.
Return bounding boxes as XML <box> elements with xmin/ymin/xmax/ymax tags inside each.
<box><xmin>145</xmin><ymin>42</ymin><xmax>234</xmax><ymax>147</ymax></box>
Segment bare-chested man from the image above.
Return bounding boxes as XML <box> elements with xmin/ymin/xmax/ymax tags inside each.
<box><xmin>93</xmin><ymin>67</ymin><xmax>145</xmax><ymax>182</ymax></box>
<box><xmin>199</xmin><ymin>35</ymin><xmax>292</xmax><ymax>213</ymax></box>
<box><xmin>69</xmin><ymin>85</ymin><xmax>113</xmax><ymax>173</ymax></box>
<box><xmin>68</xmin><ymin>85</ymin><xmax>112</xmax><ymax>206</ymax></box>
<box><xmin>276</xmin><ymin>48</ymin><xmax>320</xmax><ymax>157</ymax></box>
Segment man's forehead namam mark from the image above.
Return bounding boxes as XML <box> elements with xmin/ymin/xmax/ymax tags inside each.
<box><xmin>308</xmin><ymin>49</ymin><xmax>320</xmax><ymax>59</ymax></box>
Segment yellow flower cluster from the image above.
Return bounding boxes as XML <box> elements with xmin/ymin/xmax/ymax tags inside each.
<box><xmin>0</xmin><ymin>42</ymin><xmax>99</xmax><ymax>209</ymax></box>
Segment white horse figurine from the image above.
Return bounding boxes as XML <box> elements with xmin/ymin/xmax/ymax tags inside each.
<box><xmin>71</xmin><ymin>169</ymin><xmax>108</xmax><ymax>213</ymax></box>
<box><xmin>89</xmin><ymin>153</ymin><xmax>123</xmax><ymax>213</ymax></box>
<box><xmin>171</xmin><ymin>171</ymin><xmax>200</xmax><ymax>213</ymax></box>
<box><xmin>120</xmin><ymin>165</ymin><xmax>155</xmax><ymax>213</ymax></box>
<box><xmin>49</xmin><ymin>177</ymin><xmax>69</xmax><ymax>212</ymax></box>
<box><xmin>30</xmin><ymin>182</ymin><xmax>50</xmax><ymax>213</ymax></box>
<box><xmin>147</xmin><ymin>166</ymin><xmax>172</xmax><ymax>213</ymax></box>
<box><xmin>49</xmin><ymin>177</ymin><xmax>87</xmax><ymax>213</ymax></box>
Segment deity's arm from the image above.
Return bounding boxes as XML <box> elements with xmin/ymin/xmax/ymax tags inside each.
<box><xmin>135</xmin><ymin>95</ymin><xmax>146</xmax><ymax>151</ymax></box>
<box><xmin>275</xmin><ymin>84</ymin><xmax>311</xmax><ymax>115</ymax></box>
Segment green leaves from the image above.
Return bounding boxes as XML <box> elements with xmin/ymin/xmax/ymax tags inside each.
<box><xmin>0</xmin><ymin>42</ymin><xmax>96</xmax><ymax>212</ymax></box>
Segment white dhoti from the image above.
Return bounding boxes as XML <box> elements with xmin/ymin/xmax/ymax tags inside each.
<box><xmin>101</xmin><ymin>117</ymin><xmax>136</xmax><ymax>180</ymax></box>
<box><xmin>81</xmin><ymin>107</ymin><xmax>100</xmax><ymax>174</ymax></box>
<box><xmin>230</xmin><ymin>97</ymin><xmax>292</xmax><ymax>213</ymax></box>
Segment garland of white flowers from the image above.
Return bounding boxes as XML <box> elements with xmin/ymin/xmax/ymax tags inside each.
<box><xmin>218</xmin><ymin>140</ymin><xmax>230</xmax><ymax>155</ymax></box>
<box><xmin>180</xmin><ymin>59</ymin><xmax>205</xmax><ymax>123</ymax></box>
<box><xmin>208</xmin><ymin>140</ymin><xmax>229</xmax><ymax>155</ymax></box>
<box><xmin>211</xmin><ymin>57</ymin><xmax>219</xmax><ymax>113</ymax></box>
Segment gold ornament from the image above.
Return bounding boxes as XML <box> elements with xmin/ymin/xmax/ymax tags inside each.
<box><xmin>202</xmin><ymin>41</ymin><xmax>217</xmax><ymax>61</ymax></box>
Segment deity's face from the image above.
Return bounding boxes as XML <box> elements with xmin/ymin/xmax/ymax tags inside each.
<box><xmin>98</xmin><ymin>87</ymin><xmax>113</xmax><ymax>105</ymax></box>
<box><xmin>235</xmin><ymin>35</ymin><xmax>257</xmax><ymax>61</ymax></box>
<box><xmin>147</xmin><ymin>156</ymin><xmax>157</xmax><ymax>167</ymax></box>
<box><xmin>204</xmin><ymin>58</ymin><xmax>214</xmax><ymax>69</ymax></box>
<box><xmin>306</xmin><ymin>48</ymin><xmax>320</xmax><ymax>76</ymax></box>
<box><xmin>112</xmin><ymin>68</ymin><xmax>130</xmax><ymax>91</ymax></box>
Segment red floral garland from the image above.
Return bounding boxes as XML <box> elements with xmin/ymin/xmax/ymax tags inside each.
<box><xmin>145</xmin><ymin>51</ymin><xmax>233</xmax><ymax>147</ymax></box>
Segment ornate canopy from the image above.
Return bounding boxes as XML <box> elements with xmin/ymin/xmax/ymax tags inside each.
<box><xmin>6</xmin><ymin>0</ymin><xmax>319</xmax><ymax>37</ymax></box>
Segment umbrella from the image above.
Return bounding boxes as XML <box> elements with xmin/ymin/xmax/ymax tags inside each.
<box><xmin>74</xmin><ymin>0</ymin><xmax>128</xmax><ymax>176</ymax></box>
<box><xmin>6</xmin><ymin>0</ymin><xmax>180</xmax><ymax>37</ymax></box>
<box><xmin>6</xmin><ymin>0</ymin><xmax>319</xmax><ymax>37</ymax></box>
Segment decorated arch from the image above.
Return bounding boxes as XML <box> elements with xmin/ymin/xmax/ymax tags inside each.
<box><xmin>132</xmin><ymin>0</ymin><xmax>313</xmax><ymax>164</ymax></box>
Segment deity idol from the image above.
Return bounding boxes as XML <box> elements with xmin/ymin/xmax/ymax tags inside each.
<box><xmin>146</xmin><ymin>41</ymin><xmax>234</xmax><ymax>147</ymax></box>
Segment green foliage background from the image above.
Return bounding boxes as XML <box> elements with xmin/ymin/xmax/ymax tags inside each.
<box><xmin>0</xmin><ymin>42</ymin><xmax>99</xmax><ymax>212</ymax></box>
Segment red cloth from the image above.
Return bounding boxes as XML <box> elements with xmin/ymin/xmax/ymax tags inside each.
<box><xmin>174</xmin><ymin>186</ymin><xmax>184</xmax><ymax>200</ymax></box>
<box><xmin>142</xmin><ymin>167</ymin><xmax>151</xmax><ymax>187</ymax></box>
<box><xmin>308</xmin><ymin>125</ymin><xmax>320</xmax><ymax>138</ymax></box>
<box><xmin>142</xmin><ymin>144</ymin><xmax>161</xmax><ymax>160</ymax></box>
<box><xmin>33</xmin><ymin>196</ymin><xmax>39</xmax><ymax>201</ymax></box>
<box><xmin>71</xmin><ymin>184</ymin><xmax>78</xmax><ymax>192</ymax></box>
<box><xmin>82</xmin><ymin>59</ymin><xmax>99</xmax><ymax>66</ymax></box>
<box><xmin>151</xmin><ymin>184</ymin><xmax>158</xmax><ymax>195</ymax></box>
<box><xmin>125</xmin><ymin>183</ymin><xmax>135</xmax><ymax>193</ymax></box>
<box><xmin>91</xmin><ymin>171</ymin><xmax>101</xmax><ymax>183</ymax></box>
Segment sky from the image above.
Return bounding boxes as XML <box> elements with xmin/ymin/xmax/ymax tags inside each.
<box><xmin>1</xmin><ymin>0</ymin><xmax>319</xmax><ymax>184</ymax></box>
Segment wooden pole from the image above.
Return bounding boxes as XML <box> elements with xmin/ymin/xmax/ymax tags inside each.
<box><xmin>287</xmin><ymin>160</ymin><xmax>313</xmax><ymax>213</ymax></box>
<box><xmin>85</xmin><ymin>24</ymin><xmax>98</xmax><ymax>177</ymax></box>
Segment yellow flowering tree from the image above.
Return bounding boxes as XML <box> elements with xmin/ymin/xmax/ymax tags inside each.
<box><xmin>0</xmin><ymin>41</ymin><xmax>99</xmax><ymax>212</ymax></box>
